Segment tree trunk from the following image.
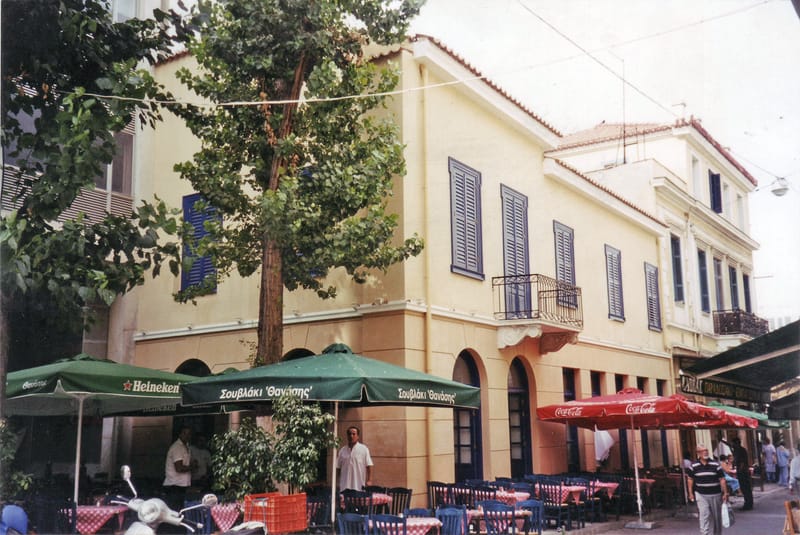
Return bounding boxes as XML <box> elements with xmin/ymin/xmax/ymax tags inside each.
<box><xmin>256</xmin><ymin>237</ymin><xmax>283</xmax><ymax>366</ymax></box>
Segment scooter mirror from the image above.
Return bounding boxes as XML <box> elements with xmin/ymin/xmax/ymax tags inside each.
<box><xmin>201</xmin><ymin>494</ymin><xmax>218</xmax><ymax>507</ymax></box>
<box><xmin>120</xmin><ymin>465</ymin><xmax>131</xmax><ymax>481</ymax></box>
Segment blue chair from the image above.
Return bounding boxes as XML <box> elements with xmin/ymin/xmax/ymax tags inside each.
<box><xmin>403</xmin><ymin>508</ymin><xmax>432</xmax><ymax>517</ymax></box>
<box><xmin>435</xmin><ymin>506</ymin><xmax>468</xmax><ymax>535</ymax></box>
<box><xmin>370</xmin><ymin>513</ymin><xmax>407</xmax><ymax>535</ymax></box>
<box><xmin>516</xmin><ymin>499</ymin><xmax>544</xmax><ymax>535</ymax></box>
<box><xmin>386</xmin><ymin>487</ymin><xmax>412</xmax><ymax>516</ymax></box>
<box><xmin>337</xmin><ymin>512</ymin><xmax>367</xmax><ymax>535</ymax></box>
<box><xmin>538</xmin><ymin>481</ymin><xmax>571</xmax><ymax>531</ymax></box>
<box><xmin>482</xmin><ymin>502</ymin><xmax>517</xmax><ymax>535</ymax></box>
<box><xmin>1</xmin><ymin>505</ymin><xmax>28</xmax><ymax>535</ymax></box>
<box><xmin>426</xmin><ymin>481</ymin><xmax>452</xmax><ymax>509</ymax></box>
<box><xmin>28</xmin><ymin>496</ymin><xmax>76</xmax><ymax>534</ymax></box>
<box><xmin>182</xmin><ymin>500</ymin><xmax>212</xmax><ymax>534</ymax></box>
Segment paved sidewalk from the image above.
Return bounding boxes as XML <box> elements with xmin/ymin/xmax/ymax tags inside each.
<box><xmin>546</xmin><ymin>482</ymin><xmax>793</xmax><ymax>534</ymax></box>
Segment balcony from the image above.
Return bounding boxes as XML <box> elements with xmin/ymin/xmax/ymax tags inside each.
<box><xmin>492</xmin><ymin>273</ymin><xmax>583</xmax><ymax>353</ymax></box>
<box><xmin>713</xmin><ymin>309</ymin><xmax>769</xmax><ymax>338</ymax></box>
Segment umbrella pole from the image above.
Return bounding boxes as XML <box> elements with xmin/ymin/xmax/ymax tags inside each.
<box><xmin>330</xmin><ymin>401</ymin><xmax>338</xmax><ymax>526</ymax></box>
<box><xmin>73</xmin><ymin>395</ymin><xmax>85</xmax><ymax>505</ymax></box>
<box><xmin>632</xmin><ymin>418</ymin><xmax>643</xmax><ymax>524</ymax></box>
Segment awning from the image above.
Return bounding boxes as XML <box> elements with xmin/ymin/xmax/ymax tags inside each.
<box><xmin>684</xmin><ymin>319</ymin><xmax>799</xmax><ymax>418</ymax></box>
<box><xmin>707</xmin><ymin>401</ymin><xmax>789</xmax><ymax>429</ymax></box>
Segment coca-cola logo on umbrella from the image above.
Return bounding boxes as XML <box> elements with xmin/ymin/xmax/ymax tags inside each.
<box><xmin>625</xmin><ymin>402</ymin><xmax>656</xmax><ymax>415</ymax></box>
<box><xmin>554</xmin><ymin>407</ymin><xmax>583</xmax><ymax>417</ymax></box>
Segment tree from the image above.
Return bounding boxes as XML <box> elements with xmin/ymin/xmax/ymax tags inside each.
<box><xmin>0</xmin><ymin>0</ymin><xmax>187</xmax><ymax>417</ymax></box>
<box><xmin>172</xmin><ymin>0</ymin><xmax>425</xmax><ymax>365</ymax></box>
<box><xmin>270</xmin><ymin>393</ymin><xmax>337</xmax><ymax>493</ymax></box>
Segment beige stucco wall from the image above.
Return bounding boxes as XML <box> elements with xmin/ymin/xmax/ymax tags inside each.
<box><xmin>119</xmin><ymin>40</ymin><xmax>680</xmax><ymax>502</ymax></box>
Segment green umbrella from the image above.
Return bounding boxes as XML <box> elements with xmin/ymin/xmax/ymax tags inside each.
<box><xmin>180</xmin><ymin>343</ymin><xmax>481</xmax><ymax>522</ymax></box>
<box><xmin>5</xmin><ymin>353</ymin><xmax>197</xmax><ymax>504</ymax></box>
<box><xmin>707</xmin><ymin>401</ymin><xmax>789</xmax><ymax>429</ymax></box>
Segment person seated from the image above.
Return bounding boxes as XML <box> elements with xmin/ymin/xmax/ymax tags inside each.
<box><xmin>718</xmin><ymin>454</ymin><xmax>740</xmax><ymax>495</ymax></box>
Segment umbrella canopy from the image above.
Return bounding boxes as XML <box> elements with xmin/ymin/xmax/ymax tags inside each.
<box><xmin>181</xmin><ymin>343</ymin><xmax>481</xmax><ymax>523</ymax></box>
<box><xmin>536</xmin><ymin>387</ymin><xmax>726</xmax><ymax>431</ymax></box>
<box><xmin>181</xmin><ymin>343</ymin><xmax>481</xmax><ymax>409</ymax></box>
<box><xmin>706</xmin><ymin>401</ymin><xmax>788</xmax><ymax>429</ymax></box>
<box><xmin>537</xmin><ymin>388</ymin><xmax>733</xmax><ymax>526</ymax></box>
<box><xmin>5</xmin><ymin>353</ymin><xmax>197</xmax><ymax>503</ymax></box>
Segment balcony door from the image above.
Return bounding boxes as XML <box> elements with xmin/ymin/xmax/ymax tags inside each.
<box><xmin>501</xmin><ymin>185</ymin><xmax>530</xmax><ymax>319</ymax></box>
<box><xmin>453</xmin><ymin>351</ymin><xmax>482</xmax><ymax>482</ymax></box>
<box><xmin>508</xmin><ymin>358</ymin><xmax>532</xmax><ymax>478</ymax></box>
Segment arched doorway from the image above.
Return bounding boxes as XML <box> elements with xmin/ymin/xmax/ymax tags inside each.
<box><xmin>508</xmin><ymin>358</ymin><xmax>532</xmax><ymax>478</ymax></box>
<box><xmin>453</xmin><ymin>351</ymin><xmax>482</xmax><ymax>482</ymax></box>
<box><xmin>173</xmin><ymin>359</ymin><xmax>215</xmax><ymax>447</ymax></box>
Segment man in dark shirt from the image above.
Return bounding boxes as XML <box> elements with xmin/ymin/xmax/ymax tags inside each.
<box><xmin>688</xmin><ymin>444</ymin><xmax>729</xmax><ymax>535</ymax></box>
<box><xmin>730</xmin><ymin>437</ymin><xmax>753</xmax><ymax>510</ymax></box>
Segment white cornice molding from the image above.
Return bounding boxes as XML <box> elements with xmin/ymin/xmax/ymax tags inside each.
<box><xmin>577</xmin><ymin>335</ymin><xmax>672</xmax><ymax>360</ymax></box>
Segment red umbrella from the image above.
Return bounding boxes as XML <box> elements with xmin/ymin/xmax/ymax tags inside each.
<box><xmin>536</xmin><ymin>388</ymin><xmax>741</xmax><ymax>526</ymax></box>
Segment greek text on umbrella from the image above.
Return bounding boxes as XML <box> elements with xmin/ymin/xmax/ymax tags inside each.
<box><xmin>397</xmin><ymin>388</ymin><xmax>456</xmax><ymax>405</ymax></box>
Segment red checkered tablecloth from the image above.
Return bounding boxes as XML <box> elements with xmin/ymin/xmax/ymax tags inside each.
<box><xmin>211</xmin><ymin>503</ymin><xmax>242</xmax><ymax>532</ymax></box>
<box><xmin>406</xmin><ymin>517</ymin><xmax>442</xmax><ymax>535</ymax></box>
<box><xmin>495</xmin><ymin>490</ymin><xmax>530</xmax><ymax>505</ymax></box>
<box><xmin>594</xmin><ymin>481</ymin><xmax>619</xmax><ymax>498</ymax></box>
<box><xmin>76</xmin><ymin>505</ymin><xmax>127</xmax><ymax>535</ymax></box>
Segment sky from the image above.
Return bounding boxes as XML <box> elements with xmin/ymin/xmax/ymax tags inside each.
<box><xmin>410</xmin><ymin>0</ymin><xmax>800</xmax><ymax>324</ymax></box>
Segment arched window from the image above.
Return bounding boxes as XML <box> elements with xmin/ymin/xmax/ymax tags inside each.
<box><xmin>508</xmin><ymin>358</ymin><xmax>532</xmax><ymax>478</ymax></box>
<box><xmin>453</xmin><ymin>351</ymin><xmax>482</xmax><ymax>481</ymax></box>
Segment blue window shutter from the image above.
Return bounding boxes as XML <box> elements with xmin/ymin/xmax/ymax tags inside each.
<box><xmin>743</xmin><ymin>274</ymin><xmax>752</xmax><ymax>313</ymax></box>
<box><xmin>713</xmin><ymin>257</ymin><xmax>724</xmax><ymax>310</ymax></box>
<box><xmin>181</xmin><ymin>193</ymin><xmax>218</xmax><ymax>292</ymax></box>
<box><xmin>670</xmin><ymin>235</ymin><xmax>684</xmax><ymax>302</ymax></box>
<box><xmin>709</xmin><ymin>171</ymin><xmax>722</xmax><ymax>213</ymax></box>
<box><xmin>501</xmin><ymin>185</ymin><xmax>530</xmax><ymax>318</ymax></box>
<box><xmin>605</xmin><ymin>244</ymin><xmax>624</xmax><ymax>320</ymax></box>
<box><xmin>449</xmin><ymin>158</ymin><xmax>483</xmax><ymax>279</ymax></box>
<box><xmin>644</xmin><ymin>262</ymin><xmax>661</xmax><ymax>331</ymax></box>
<box><xmin>698</xmin><ymin>249</ymin><xmax>710</xmax><ymax>313</ymax></box>
<box><xmin>729</xmin><ymin>266</ymin><xmax>739</xmax><ymax>310</ymax></box>
<box><xmin>553</xmin><ymin>221</ymin><xmax>575</xmax><ymax>285</ymax></box>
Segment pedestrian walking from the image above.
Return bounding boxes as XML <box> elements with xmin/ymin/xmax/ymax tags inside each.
<box><xmin>687</xmin><ymin>443</ymin><xmax>729</xmax><ymax>535</ymax></box>
<box><xmin>762</xmin><ymin>437</ymin><xmax>777</xmax><ymax>483</ymax></box>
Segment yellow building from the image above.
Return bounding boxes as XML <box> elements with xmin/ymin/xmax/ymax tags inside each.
<box><xmin>107</xmin><ymin>36</ymin><xmax>697</xmax><ymax>502</ymax></box>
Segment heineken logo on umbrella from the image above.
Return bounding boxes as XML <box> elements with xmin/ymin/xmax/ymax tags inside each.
<box><xmin>124</xmin><ymin>379</ymin><xmax>181</xmax><ymax>394</ymax></box>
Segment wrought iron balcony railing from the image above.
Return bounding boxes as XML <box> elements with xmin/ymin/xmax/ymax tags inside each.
<box><xmin>713</xmin><ymin>309</ymin><xmax>769</xmax><ymax>338</ymax></box>
<box><xmin>492</xmin><ymin>273</ymin><xmax>583</xmax><ymax>328</ymax></box>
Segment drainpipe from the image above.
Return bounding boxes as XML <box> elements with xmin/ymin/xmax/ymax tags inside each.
<box><xmin>420</xmin><ymin>62</ymin><xmax>436</xmax><ymax>482</ymax></box>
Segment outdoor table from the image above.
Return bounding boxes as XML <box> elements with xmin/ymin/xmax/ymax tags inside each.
<box><xmin>340</xmin><ymin>492</ymin><xmax>392</xmax><ymax>510</ymax></box>
<box><xmin>211</xmin><ymin>502</ymin><xmax>242</xmax><ymax>532</ymax></box>
<box><xmin>467</xmin><ymin>507</ymin><xmax>532</xmax><ymax>533</ymax></box>
<box><xmin>495</xmin><ymin>490</ymin><xmax>530</xmax><ymax>505</ymax></box>
<box><xmin>638</xmin><ymin>478</ymin><xmax>656</xmax><ymax>496</ymax></box>
<box><xmin>594</xmin><ymin>481</ymin><xmax>619</xmax><ymax>498</ymax></box>
<box><xmin>560</xmin><ymin>485</ymin><xmax>586</xmax><ymax>503</ymax></box>
<box><xmin>75</xmin><ymin>504</ymin><xmax>127</xmax><ymax>535</ymax></box>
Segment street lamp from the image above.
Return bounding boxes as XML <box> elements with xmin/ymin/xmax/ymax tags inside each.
<box><xmin>770</xmin><ymin>177</ymin><xmax>789</xmax><ymax>197</ymax></box>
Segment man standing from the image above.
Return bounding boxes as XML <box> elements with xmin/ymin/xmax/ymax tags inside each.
<box><xmin>762</xmin><ymin>437</ymin><xmax>777</xmax><ymax>483</ymax></box>
<box><xmin>688</xmin><ymin>444</ymin><xmax>729</xmax><ymax>535</ymax></box>
<box><xmin>163</xmin><ymin>426</ymin><xmax>194</xmax><ymax>513</ymax></box>
<box><xmin>190</xmin><ymin>433</ymin><xmax>212</xmax><ymax>491</ymax></box>
<box><xmin>730</xmin><ymin>437</ymin><xmax>753</xmax><ymax>510</ymax></box>
<box><xmin>337</xmin><ymin>426</ymin><xmax>373</xmax><ymax>491</ymax></box>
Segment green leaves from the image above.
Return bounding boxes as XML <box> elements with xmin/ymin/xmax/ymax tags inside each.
<box><xmin>210</xmin><ymin>418</ymin><xmax>276</xmax><ymax>502</ymax></box>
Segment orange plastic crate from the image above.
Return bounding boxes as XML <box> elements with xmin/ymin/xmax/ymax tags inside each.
<box><xmin>243</xmin><ymin>492</ymin><xmax>307</xmax><ymax>533</ymax></box>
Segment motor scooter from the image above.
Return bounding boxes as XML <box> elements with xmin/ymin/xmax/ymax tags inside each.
<box><xmin>110</xmin><ymin>465</ymin><xmax>218</xmax><ymax>535</ymax></box>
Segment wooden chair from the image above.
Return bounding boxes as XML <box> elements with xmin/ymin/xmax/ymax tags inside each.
<box><xmin>516</xmin><ymin>498</ymin><xmax>544</xmax><ymax>535</ymax></box>
<box><xmin>472</xmin><ymin>485</ymin><xmax>498</xmax><ymax>508</ymax></box>
<box><xmin>336</xmin><ymin>512</ymin><xmax>367</xmax><ymax>535</ymax></box>
<box><xmin>427</xmin><ymin>481</ymin><xmax>452</xmax><ymax>509</ymax></box>
<box><xmin>785</xmin><ymin>500</ymin><xmax>800</xmax><ymax>534</ymax></box>
<box><xmin>435</xmin><ymin>506</ymin><xmax>468</xmax><ymax>535</ymax></box>
<box><xmin>404</xmin><ymin>507</ymin><xmax>432</xmax><ymax>518</ymax></box>
<box><xmin>306</xmin><ymin>493</ymin><xmax>332</xmax><ymax>533</ymax></box>
<box><xmin>341</xmin><ymin>489</ymin><xmax>374</xmax><ymax>515</ymax></box>
<box><xmin>482</xmin><ymin>502</ymin><xmax>517</xmax><ymax>535</ymax></box>
<box><xmin>537</xmin><ymin>481</ymin><xmax>571</xmax><ymax>531</ymax></box>
<box><xmin>182</xmin><ymin>500</ymin><xmax>213</xmax><ymax>535</ymax></box>
<box><xmin>28</xmin><ymin>495</ymin><xmax>76</xmax><ymax>534</ymax></box>
<box><xmin>370</xmin><ymin>513</ymin><xmax>407</xmax><ymax>535</ymax></box>
<box><xmin>386</xmin><ymin>487</ymin><xmax>412</xmax><ymax>516</ymax></box>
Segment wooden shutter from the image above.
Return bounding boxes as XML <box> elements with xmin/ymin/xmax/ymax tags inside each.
<box><xmin>501</xmin><ymin>185</ymin><xmax>530</xmax><ymax>318</ymax></box>
<box><xmin>605</xmin><ymin>244</ymin><xmax>624</xmax><ymax>320</ymax></box>
<box><xmin>743</xmin><ymin>274</ymin><xmax>752</xmax><ymax>313</ymax></box>
<box><xmin>449</xmin><ymin>158</ymin><xmax>483</xmax><ymax>279</ymax></box>
<box><xmin>644</xmin><ymin>262</ymin><xmax>661</xmax><ymax>331</ymax></box>
<box><xmin>670</xmin><ymin>235</ymin><xmax>684</xmax><ymax>302</ymax></box>
<box><xmin>729</xmin><ymin>266</ymin><xmax>739</xmax><ymax>310</ymax></box>
<box><xmin>181</xmin><ymin>193</ymin><xmax>218</xmax><ymax>291</ymax></box>
<box><xmin>708</xmin><ymin>171</ymin><xmax>722</xmax><ymax>213</ymax></box>
<box><xmin>698</xmin><ymin>249</ymin><xmax>710</xmax><ymax>313</ymax></box>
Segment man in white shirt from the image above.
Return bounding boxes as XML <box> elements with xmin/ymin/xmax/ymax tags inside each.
<box><xmin>163</xmin><ymin>426</ymin><xmax>194</xmax><ymax>513</ymax></box>
<box><xmin>337</xmin><ymin>426</ymin><xmax>373</xmax><ymax>491</ymax></box>
<box><xmin>190</xmin><ymin>433</ymin><xmax>212</xmax><ymax>490</ymax></box>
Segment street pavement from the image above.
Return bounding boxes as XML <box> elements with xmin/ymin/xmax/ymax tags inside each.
<box><xmin>558</xmin><ymin>482</ymin><xmax>793</xmax><ymax>535</ymax></box>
